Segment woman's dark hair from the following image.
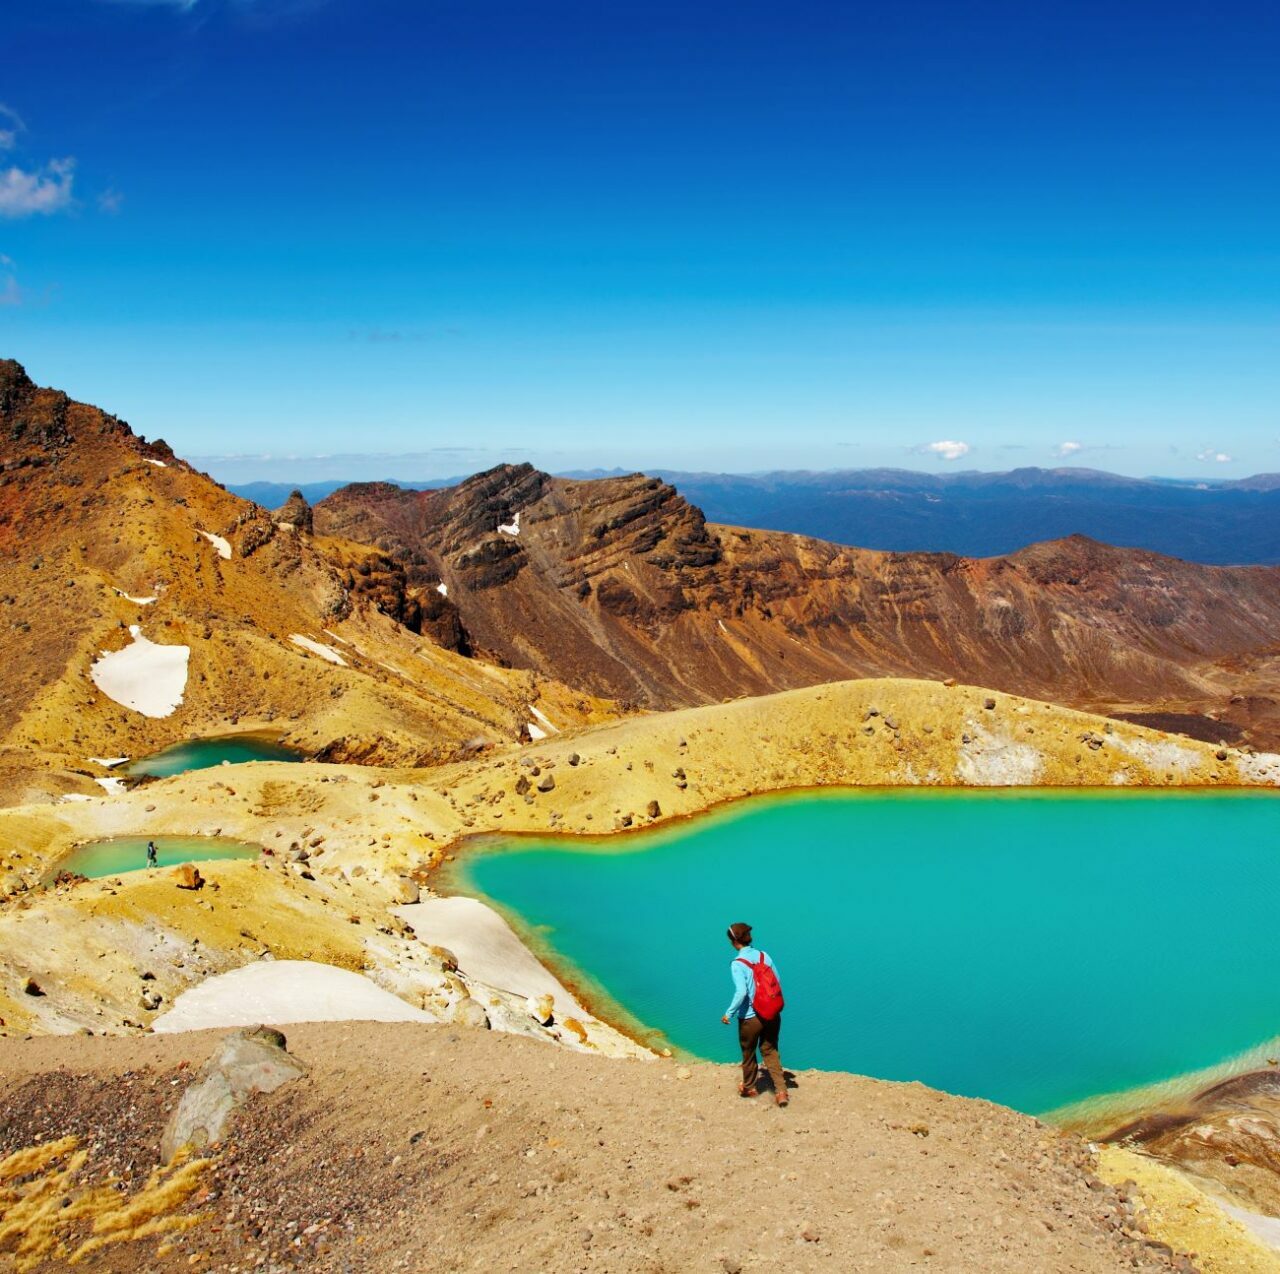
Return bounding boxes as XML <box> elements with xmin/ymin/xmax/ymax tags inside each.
<box><xmin>727</xmin><ymin>922</ymin><xmax>752</xmax><ymax>945</ymax></box>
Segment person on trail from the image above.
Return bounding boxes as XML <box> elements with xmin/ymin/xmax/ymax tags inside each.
<box><xmin>720</xmin><ymin>921</ymin><xmax>788</xmax><ymax>1105</ymax></box>
<box><xmin>146</xmin><ymin>840</ymin><xmax>158</xmax><ymax>868</ymax></box>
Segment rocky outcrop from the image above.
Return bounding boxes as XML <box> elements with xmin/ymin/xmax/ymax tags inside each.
<box><xmin>1104</xmin><ymin>1067</ymin><xmax>1280</xmax><ymax>1220</ymax></box>
<box><xmin>160</xmin><ymin>1024</ymin><xmax>307</xmax><ymax>1161</ymax></box>
<box><xmin>273</xmin><ymin>488</ymin><xmax>314</xmax><ymax>535</ymax></box>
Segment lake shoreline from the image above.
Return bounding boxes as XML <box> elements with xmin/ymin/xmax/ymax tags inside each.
<box><xmin>441</xmin><ymin>786</ymin><xmax>1280</xmax><ymax>1123</ymax></box>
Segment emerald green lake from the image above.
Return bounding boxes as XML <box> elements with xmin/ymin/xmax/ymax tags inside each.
<box><xmin>458</xmin><ymin>789</ymin><xmax>1280</xmax><ymax>1115</ymax></box>
<box><xmin>54</xmin><ymin>836</ymin><xmax>261</xmax><ymax>880</ymax></box>
<box><xmin>125</xmin><ymin>735</ymin><xmax>302</xmax><ymax>778</ymax></box>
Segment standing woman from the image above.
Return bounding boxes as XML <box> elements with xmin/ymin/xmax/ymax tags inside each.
<box><xmin>720</xmin><ymin>921</ymin><xmax>788</xmax><ymax>1105</ymax></box>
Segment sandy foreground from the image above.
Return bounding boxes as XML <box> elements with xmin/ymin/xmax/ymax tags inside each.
<box><xmin>0</xmin><ymin>1021</ymin><xmax>1259</xmax><ymax>1274</ymax></box>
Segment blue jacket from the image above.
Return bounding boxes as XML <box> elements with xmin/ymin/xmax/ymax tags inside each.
<box><xmin>725</xmin><ymin>946</ymin><xmax>778</xmax><ymax>1021</ymax></box>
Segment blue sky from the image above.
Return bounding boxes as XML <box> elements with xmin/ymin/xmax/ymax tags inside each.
<box><xmin>2</xmin><ymin>0</ymin><xmax>1277</xmax><ymax>482</ymax></box>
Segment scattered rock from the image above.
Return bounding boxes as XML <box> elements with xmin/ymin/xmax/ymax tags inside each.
<box><xmin>428</xmin><ymin>945</ymin><xmax>460</xmax><ymax>972</ymax></box>
<box><xmin>23</xmin><ymin>977</ymin><xmax>44</xmax><ymax>997</ymax></box>
<box><xmin>529</xmin><ymin>993</ymin><xmax>555</xmax><ymax>1025</ymax></box>
<box><xmin>393</xmin><ymin>876</ymin><xmax>420</xmax><ymax>905</ymax></box>
<box><xmin>161</xmin><ymin>1025</ymin><xmax>307</xmax><ymax>1162</ymax></box>
<box><xmin>983</xmin><ymin>698</ymin><xmax>996</xmax><ymax>710</ymax></box>
<box><xmin>173</xmin><ymin>864</ymin><xmax>205</xmax><ymax>890</ymax></box>
<box><xmin>646</xmin><ymin>799</ymin><xmax>661</xmax><ymax>818</ymax></box>
<box><xmin>568</xmin><ymin>753</ymin><xmax>581</xmax><ymax>766</ymax></box>
<box><xmin>537</xmin><ymin>774</ymin><xmax>556</xmax><ymax>792</ymax></box>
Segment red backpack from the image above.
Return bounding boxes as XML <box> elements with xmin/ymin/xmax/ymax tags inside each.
<box><xmin>737</xmin><ymin>952</ymin><xmax>785</xmax><ymax>1020</ymax></box>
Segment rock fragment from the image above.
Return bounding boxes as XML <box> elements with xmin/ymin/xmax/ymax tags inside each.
<box><xmin>161</xmin><ymin>1025</ymin><xmax>307</xmax><ymax>1162</ymax></box>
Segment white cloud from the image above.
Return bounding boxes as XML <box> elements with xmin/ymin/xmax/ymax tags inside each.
<box><xmin>0</xmin><ymin>157</ymin><xmax>75</xmax><ymax>218</ymax></box>
<box><xmin>0</xmin><ymin>105</ymin><xmax>22</xmax><ymax>152</ymax></box>
<box><xmin>97</xmin><ymin>187</ymin><xmax>125</xmax><ymax>214</ymax></box>
<box><xmin>925</xmin><ymin>440</ymin><xmax>970</xmax><ymax>462</ymax></box>
<box><xmin>1196</xmin><ymin>448</ymin><xmax>1233</xmax><ymax>464</ymax></box>
<box><xmin>1055</xmin><ymin>441</ymin><xmax>1083</xmax><ymax>458</ymax></box>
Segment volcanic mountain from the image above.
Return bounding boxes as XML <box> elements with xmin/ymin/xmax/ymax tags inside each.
<box><xmin>0</xmin><ymin>362</ymin><xmax>613</xmax><ymax>804</ymax></box>
<box><xmin>316</xmin><ymin>463</ymin><xmax>1280</xmax><ymax>748</ymax></box>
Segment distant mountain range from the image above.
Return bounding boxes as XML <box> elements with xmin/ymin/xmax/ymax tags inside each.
<box><xmin>229</xmin><ymin>468</ymin><xmax>1280</xmax><ymax>565</ymax></box>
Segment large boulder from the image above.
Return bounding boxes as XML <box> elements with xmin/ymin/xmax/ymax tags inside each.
<box><xmin>160</xmin><ymin>1025</ymin><xmax>307</xmax><ymax>1162</ymax></box>
<box><xmin>273</xmin><ymin>489</ymin><xmax>314</xmax><ymax>534</ymax></box>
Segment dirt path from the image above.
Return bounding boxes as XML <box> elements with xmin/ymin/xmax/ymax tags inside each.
<box><xmin>0</xmin><ymin>1023</ymin><xmax>1195</xmax><ymax>1273</ymax></box>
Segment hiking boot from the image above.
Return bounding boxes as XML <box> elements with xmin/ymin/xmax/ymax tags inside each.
<box><xmin>775</xmin><ymin>1091</ymin><xmax>789</xmax><ymax>1107</ymax></box>
<box><xmin>738</xmin><ymin>1085</ymin><xmax>758</xmax><ymax>1098</ymax></box>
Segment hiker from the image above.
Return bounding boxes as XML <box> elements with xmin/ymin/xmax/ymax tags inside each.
<box><xmin>720</xmin><ymin>921</ymin><xmax>788</xmax><ymax>1105</ymax></box>
<box><xmin>145</xmin><ymin>840</ymin><xmax>158</xmax><ymax>868</ymax></box>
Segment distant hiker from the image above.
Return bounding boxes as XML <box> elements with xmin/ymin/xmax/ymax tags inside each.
<box><xmin>145</xmin><ymin>840</ymin><xmax>158</xmax><ymax>868</ymax></box>
<box><xmin>720</xmin><ymin>921</ymin><xmax>788</xmax><ymax>1105</ymax></box>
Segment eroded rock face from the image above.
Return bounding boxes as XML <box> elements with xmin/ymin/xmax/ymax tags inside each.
<box><xmin>161</xmin><ymin>1025</ymin><xmax>307</xmax><ymax>1161</ymax></box>
<box><xmin>1103</xmin><ymin>1068</ymin><xmax>1280</xmax><ymax>1219</ymax></box>
<box><xmin>315</xmin><ymin>466</ymin><xmax>1280</xmax><ymax>746</ymax></box>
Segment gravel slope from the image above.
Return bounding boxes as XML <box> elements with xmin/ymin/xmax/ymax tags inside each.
<box><xmin>0</xmin><ymin>1022</ymin><xmax>1197</xmax><ymax>1274</ymax></box>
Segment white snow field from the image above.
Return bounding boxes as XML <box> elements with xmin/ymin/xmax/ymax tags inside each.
<box><xmin>393</xmin><ymin>895</ymin><xmax>589</xmax><ymax>1019</ymax></box>
<box><xmin>289</xmin><ymin>634</ymin><xmax>348</xmax><ymax>666</ymax></box>
<box><xmin>498</xmin><ymin>511</ymin><xmax>521</xmax><ymax>536</ymax></box>
<box><xmin>90</xmin><ymin>625</ymin><xmax>190</xmax><ymax>718</ymax></box>
<box><xmin>153</xmin><ymin>960</ymin><xmax>436</xmax><ymax>1033</ymax></box>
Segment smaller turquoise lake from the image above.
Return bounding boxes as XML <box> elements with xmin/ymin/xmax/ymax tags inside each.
<box><xmin>458</xmin><ymin>790</ymin><xmax>1280</xmax><ymax>1116</ymax></box>
<box><xmin>125</xmin><ymin>735</ymin><xmax>302</xmax><ymax>777</ymax></box>
<box><xmin>54</xmin><ymin>836</ymin><xmax>261</xmax><ymax>880</ymax></box>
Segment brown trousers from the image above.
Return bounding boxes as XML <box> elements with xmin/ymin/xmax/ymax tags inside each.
<box><xmin>738</xmin><ymin>1013</ymin><xmax>785</xmax><ymax>1093</ymax></box>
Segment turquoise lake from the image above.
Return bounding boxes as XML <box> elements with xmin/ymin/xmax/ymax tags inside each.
<box><xmin>54</xmin><ymin>836</ymin><xmax>261</xmax><ymax>880</ymax></box>
<box><xmin>458</xmin><ymin>789</ymin><xmax>1280</xmax><ymax>1116</ymax></box>
<box><xmin>125</xmin><ymin>734</ymin><xmax>302</xmax><ymax>777</ymax></box>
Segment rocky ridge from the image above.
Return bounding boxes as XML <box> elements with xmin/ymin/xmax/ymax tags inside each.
<box><xmin>316</xmin><ymin>463</ymin><xmax>1280</xmax><ymax>745</ymax></box>
<box><xmin>0</xmin><ymin>362</ymin><xmax>617</xmax><ymax>804</ymax></box>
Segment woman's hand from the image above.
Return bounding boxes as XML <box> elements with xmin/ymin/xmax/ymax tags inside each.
<box><xmin>720</xmin><ymin>1015</ymin><xmax>730</xmax><ymax>1025</ymax></box>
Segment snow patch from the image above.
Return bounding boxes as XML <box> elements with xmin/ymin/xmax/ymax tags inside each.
<box><xmin>527</xmin><ymin>722</ymin><xmax>548</xmax><ymax>741</ymax></box>
<box><xmin>289</xmin><ymin>634</ymin><xmax>348</xmax><ymax>666</ymax></box>
<box><xmin>94</xmin><ymin>776</ymin><xmax>126</xmax><ymax>795</ymax></box>
<box><xmin>90</xmin><ymin>625</ymin><xmax>189</xmax><ymax>719</ymax></box>
<box><xmin>89</xmin><ymin>757</ymin><xmax>130</xmax><ymax>768</ymax></box>
<box><xmin>498</xmin><ymin>511</ymin><xmax>521</xmax><ymax>537</ymax></box>
<box><xmin>59</xmin><ymin>793</ymin><xmax>95</xmax><ymax>804</ymax></box>
<box><xmin>1220</xmin><ymin>1203</ymin><xmax>1280</xmax><ymax>1253</ymax></box>
<box><xmin>530</xmin><ymin>705</ymin><xmax>557</xmax><ymax>733</ymax></box>
<box><xmin>394</xmin><ymin>897</ymin><xmax>589</xmax><ymax>1017</ymax></box>
<box><xmin>436</xmin><ymin>581</ymin><xmax>448</xmax><ymax>597</ymax></box>
<box><xmin>321</xmin><ymin>628</ymin><xmax>351</xmax><ymax>645</ymax></box>
<box><xmin>199</xmin><ymin>529</ymin><xmax>232</xmax><ymax>560</ymax></box>
<box><xmin>114</xmin><ymin>588</ymin><xmax>157</xmax><ymax>605</ymax></box>
<box><xmin>143</xmin><ymin>458</ymin><xmax>168</xmax><ymax>468</ymax></box>
<box><xmin>153</xmin><ymin>960</ymin><xmax>435</xmax><ymax>1033</ymax></box>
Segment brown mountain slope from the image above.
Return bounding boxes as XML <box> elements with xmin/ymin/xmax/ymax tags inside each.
<box><xmin>316</xmin><ymin>463</ymin><xmax>1280</xmax><ymax>746</ymax></box>
<box><xmin>0</xmin><ymin>363</ymin><xmax>615</xmax><ymax>803</ymax></box>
